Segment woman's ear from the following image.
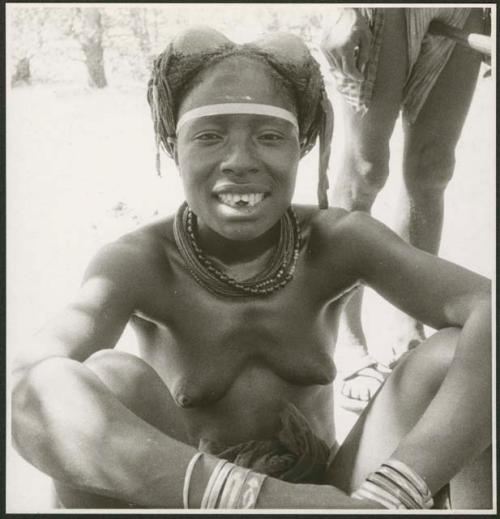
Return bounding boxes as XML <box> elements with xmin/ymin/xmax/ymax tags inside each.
<box><xmin>167</xmin><ymin>137</ymin><xmax>178</xmax><ymax>165</ymax></box>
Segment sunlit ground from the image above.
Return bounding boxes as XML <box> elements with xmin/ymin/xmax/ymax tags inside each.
<box><xmin>7</xmin><ymin>63</ymin><xmax>494</xmax><ymax>510</ymax></box>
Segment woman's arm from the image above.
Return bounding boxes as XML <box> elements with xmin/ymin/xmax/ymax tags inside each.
<box><xmin>11</xmin><ymin>238</ymin><xmax>193</xmax><ymax>506</ymax></box>
<box><xmin>343</xmin><ymin>211</ymin><xmax>492</xmax><ymax>494</ymax></box>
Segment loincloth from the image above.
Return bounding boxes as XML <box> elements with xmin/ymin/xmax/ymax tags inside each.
<box><xmin>331</xmin><ymin>8</ymin><xmax>471</xmax><ymax>123</ymax></box>
<box><xmin>199</xmin><ymin>403</ymin><xmax>338</xmax><ymax>484</ymax></box>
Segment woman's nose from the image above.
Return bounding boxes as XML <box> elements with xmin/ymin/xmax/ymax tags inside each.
<box><xmin>220</xmin><ymin>137</ymin><xmax>259</xmax><ymax>176</ymax></box>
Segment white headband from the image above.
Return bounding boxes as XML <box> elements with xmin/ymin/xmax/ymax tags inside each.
<box><xmin>176</xmin><ymin>103</ymin><xmax>299</xmax><ymax>134</ymax></box>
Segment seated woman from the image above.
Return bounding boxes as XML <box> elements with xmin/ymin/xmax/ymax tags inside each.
<box><xmin>12</xmin><ymin>27</ymin><xmax>492</xmax><ymax>510</ymax></box>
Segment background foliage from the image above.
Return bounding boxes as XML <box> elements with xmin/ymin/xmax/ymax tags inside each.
<box><xmin>8</xmin><ymin>4</ymin><xmax>326</xmax><ymax>87</ymax></box>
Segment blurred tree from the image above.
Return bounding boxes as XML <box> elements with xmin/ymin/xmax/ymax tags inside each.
<box><xmin>8</xmin><ymin>4</ymin><xmax>331</xmax><ymax>88</ymax></box>
<box><xmin>11</xmin><ymin>56</ymin><xmax>31</xmax><ymax>86</ymax></box>
<box><xmin>9</xmin><ymin>7</ymin><xmax>49</xmax><ymax>86</ymax></box>
<box><xmin>72</xmin><ymin>7</ymin><xmax>107</xmax><ymax>88</ymax></box>
<box><xmin>129</xmin><ymin>8</ymin><xmax>154</xmax><ymax>71</ymax></box>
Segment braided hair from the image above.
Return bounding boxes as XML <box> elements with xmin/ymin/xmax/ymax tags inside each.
<box><xmin>147</xmin><ymin>27</ymin><xmax>333</xmax><ymax>208</ymax></box>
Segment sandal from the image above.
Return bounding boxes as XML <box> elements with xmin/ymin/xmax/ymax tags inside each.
<box><xmin>337</xmin><ymin>354</ymin><xmax>391</xmax><ymax>413</ymax></box>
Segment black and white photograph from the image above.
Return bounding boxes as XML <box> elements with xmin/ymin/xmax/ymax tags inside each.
<box><xmin>7</xmin><ymin>2</ymin><xmax>495</xmax><ymax>513</ymax></box>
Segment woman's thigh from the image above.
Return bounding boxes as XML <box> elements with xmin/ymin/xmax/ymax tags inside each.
<box><xmin>83</xmin><ymin>349</ymin><xmax>189</xmax><ymax>442</ymax></box>
<box><xmin>53</xmin><ymin>350</ymin><xmax>188</xmax><ymax>509</ymax></box>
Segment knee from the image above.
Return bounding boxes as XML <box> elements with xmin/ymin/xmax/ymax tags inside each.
<box><xmin>13</xmin><ymin>357</ymin><xmax>87</xmax><ymax>415</ymax></box>
<box><xmin>13</xmin><ymin>357</ymin><xmax>79</xmax><ymax>441</ymax></box>
<box><xmin>341</xmin><ymin>149</ymin><xmax>390</xmax><ymax>210</ymax></box>
<box><xmin>392</xmin><ymin>327</ymin><xmax>459</xmax><ymax>397</ymax></box>
<box><xmin>83</xmin><ymin>350</ymin><xmax>178</xmax><ymax>436</ymax></box>
<box><xmin>85</xmin><ymin>349</ymin><xmax>150</xmax><ymax>383</ymax></box>
<box><xmin>420</xmin><ymin>327</ymin><xmax>459</xmax><ymax>369</ymax></box>
<box><xmin>357</xmin><ymin>155</ymin><xmax>390</xmax><ymax>192</ymax></box>
<box><xmin>404</xmin><ymin>139</ymin><xmax>456</xmax><ymax>196</ymax></box>
<box><xmin>84</xmin><ymin>350</ymin><xmax>161</xmax><ymax>409</ymax></box>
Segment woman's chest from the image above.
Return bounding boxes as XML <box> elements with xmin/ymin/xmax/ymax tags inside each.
<box><xmin>133</xmin><ymin>271</ymin><xmax>352</xmax><ymax>410</ymax></box>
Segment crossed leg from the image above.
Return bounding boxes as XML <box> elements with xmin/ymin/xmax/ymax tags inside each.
<box><xmin>328</xmin><ymin>327</ymin><xmax>492</xmax><ymax>509</ymax></box>
<box><xmin>54</xmin><ymin>330</ymin><xmax>492</xmax><ymax>509</ymax></box>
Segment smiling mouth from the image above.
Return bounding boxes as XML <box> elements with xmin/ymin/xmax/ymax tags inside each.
<box><xmin>217</xmin><ymin>192</ymin><xmax>266</xmax><ymax>208</ymax></box>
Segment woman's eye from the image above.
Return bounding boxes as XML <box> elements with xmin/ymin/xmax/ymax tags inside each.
<box><xmin>259</xmin><ymin>133</ymin><xmax>284</xmax><ymax>142</ymax></box>
<box><xmin>194</xmin><ymin>132</ymin><xmax>222</xmax><ymax>142</ymax></box>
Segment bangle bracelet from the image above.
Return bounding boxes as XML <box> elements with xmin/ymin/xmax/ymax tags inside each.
<box><xmin>218</xmin><ymin>465</ymin><xmax>251</xmax><ymax>508</ymax></box>
<box><xmin>183</xmin><ymin>451</ymin><xmax>203</xmax><ymax>509</ymax></box>
<box><xmin>367</xmin><ymin>473</ymin><xmax>420</xmax><ymax>509</ymax></box>
<box><xmin>382</xmin><ymin>459</ymin><xmax>433</xmax><ymax>505</ymax></box>
<box><xmin>200</xmin><ymin>459</ymin><xmax>227</xmax><ymax>508</ymax></box>
<box><xmin>352</xmin><ymin>458</ymin><xmax>434</xmax><ymax>510</ymax></box>
<box><xmin>205</xmin><ymin>461</ymin><xmax>233</xmax><ymax>508</ymax></box>
<box><xmin>376</xmin><ymin>467</ymin><xmax>422</xmax><ymax>508</ymax></box>
<box><xmin>352</xmin><ymin>481</ymin><xmax>404</xmax><ymax>509</ymax></box>
<box><xmin>237</xmin><ymin>470</ymin><xmax>267</xmax><ymax>509</ymax></box>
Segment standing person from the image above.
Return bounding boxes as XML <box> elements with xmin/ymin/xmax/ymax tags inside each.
<box><xmin>12</xmin><ymin>27</ymin><xmax>491</xmax><ymax>510</ymax></box>
<box><xmin>320</xmin><ymin>7</ymin><xmax>485</xmax><ymax>410</ymax></box>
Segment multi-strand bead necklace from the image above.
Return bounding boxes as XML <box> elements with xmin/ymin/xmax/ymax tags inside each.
<box><xmin>173</xmin><ymin>202</ymin><xmax>301</xmax><ymax>297</ymax></box>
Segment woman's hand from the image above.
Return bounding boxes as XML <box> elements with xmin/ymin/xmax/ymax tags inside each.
<box><xmin>320</xmin><ymin>8</ymin><xmax>372</xmax><ymax>80</ymax></box>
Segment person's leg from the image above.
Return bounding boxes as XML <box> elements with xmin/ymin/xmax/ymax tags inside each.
<box><xmin>53</xmin><ymin>350</ymin><xmax>188</xmax><ymax>509</ymax></box>
<box><xmin>332</xmin><ymin>8</ymin><xmax>408</xmax><ymax>403</ymax></box>
<box><xmin>328</xmin><ymin>327</ymin><xmax>492</xmax><ymax>509</ymax></box>
<box><xmin>391</xmin><ymin>9</ymin><xmax>483</xmax><ymax>358</ymax></box>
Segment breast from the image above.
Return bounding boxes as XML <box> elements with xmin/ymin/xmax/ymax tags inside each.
<box><xmin>174</xmin><ymin>360</ymin><xmax>336</xmax><ymax>446</ymax></box>
<box><xmin>132</xmin><ymin>303</ymin><xmax>338</xmax><ymax>447</ymax></box>
<box><xmin>163</xmin><ymin>332</ymin><xmax>336</xmax><ymax>412</ymax></box>
<box><xmin>134</xmin><ymin>297</ymin><xmax>338</xmax><ymax>410</ymax></box>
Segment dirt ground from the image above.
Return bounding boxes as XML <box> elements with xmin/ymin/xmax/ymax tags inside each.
<box><xmin>7</xmin><ymin>60</ymin><xmax>494</xmax><ymax>511</ymax></box>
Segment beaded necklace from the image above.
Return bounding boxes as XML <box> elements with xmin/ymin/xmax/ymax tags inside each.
<box><xmin>173</xmin><ymin>202</ymin><xmax>301</xmax><ymax>297</ymax></box>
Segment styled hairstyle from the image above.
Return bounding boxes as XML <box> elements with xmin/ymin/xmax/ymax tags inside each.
<box><xmin>147</xmin><ymin>27</ymin><xmax>333</xmax><ymax>208</ymax></box>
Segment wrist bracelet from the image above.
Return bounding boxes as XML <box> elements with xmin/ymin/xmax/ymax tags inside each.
<box><xmin>218</xmin><ymin>465</ymin><xmax>251</xmax><ymax>508</ymax></box>
<box><xmin>366</xmin><ymin>472</ymin><xmax>421</xmax><ymax>509</ymax></box>
<box><xmin>183</xmin><ymin>451</ymin><xmax>203</xmax><ymax>509</ymax></box>
<box><xmin>351</xmin><ymin>458</ymin><xmax>434</xmax><ymax>510</ymax></box>
<box><xmin>352</xmin><ymin>481</ymin><xmax>405</xmax><ymax>509</ymax></box>
<box><xmin>237</xmin><ymin>469</ymin><xmax>267</xmax><ymax>508</ymax></box>
<box><xmin>216</xmin><ymin>464</ymin><xmax>267</xmax><ymax>509</ymax></box>
<box><xmin>382</xmin><ymin>458</ymin><xmax>433</xmax><ymax>506</ymax></box>
<box><xmin>205</xmin><ymin>461</ymin><xmax>233</xmax><ymax>508</ymax></box>
<box><xmin>200</xmin><ymin>459</ymin><xmax>228</xmax><ymax>508</ymax></box>
<box><xmin>192</xmin><ymin>454</ymin><xmax>268</xmax><ymax>509</ymax></box>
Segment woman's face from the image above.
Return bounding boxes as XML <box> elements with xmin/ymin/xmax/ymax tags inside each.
<box><xmin>174</xmin><ymin>56</ymin><xmax>301</xmax><ymax>242</ymax></box>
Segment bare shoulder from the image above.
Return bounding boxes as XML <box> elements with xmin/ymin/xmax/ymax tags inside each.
<box><xmin>296</xmin><ymin>205</ymin><xmax>380</xmax><ymax>245</ymax></box>
<box><xmin>296</xmin><ymin>205</ymin><xmax>402</xmax><ymax>279</ymax></box>
<box><xmin>84</xmin><ymin>215</ymin><xmax>176</xmax><ymax>286</ymax></box>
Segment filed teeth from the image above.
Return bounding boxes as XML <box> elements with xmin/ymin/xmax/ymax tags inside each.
<box><xmin>218</xmin><ymin>193</ymin><xmax>264</xmax><ymax>207</ymax></box>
